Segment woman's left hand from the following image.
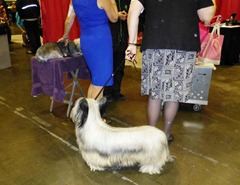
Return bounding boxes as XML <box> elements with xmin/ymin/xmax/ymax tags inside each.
<box><xmin>125</xmin><ymin>45</ymin><xmax>136</xmax><ymax>62</ymax></box>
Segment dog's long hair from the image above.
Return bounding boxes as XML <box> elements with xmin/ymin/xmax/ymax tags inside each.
<box><xmin>70</xmin><ymin>97</ymin><xmax>174</xmax><ymax>174</ymax></box>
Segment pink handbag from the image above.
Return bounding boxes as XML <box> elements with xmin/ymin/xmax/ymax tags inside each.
<box><xmin>198</xmin><ymin>22</ymin><xmax>224</xmax><ymax>65</ymax></box>
<box><xmin>199</xmin><ymin>22</ymin><xmax>209</xmax><ymax>43</ymax></box>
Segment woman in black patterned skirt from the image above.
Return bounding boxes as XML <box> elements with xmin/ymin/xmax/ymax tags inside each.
<box><xmin>125</xmin><ymin>0</ymin><xmax>216</xmax><ymax>143</ymax></box>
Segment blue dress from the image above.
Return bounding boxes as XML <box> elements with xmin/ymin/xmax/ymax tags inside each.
<box><xmin>72</xmin><ymin>0</ymin><xmax>113</xmax><ymax>86</ymax></box>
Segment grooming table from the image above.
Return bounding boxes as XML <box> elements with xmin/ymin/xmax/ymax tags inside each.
<box><xmin>31</xmin><ymin>55</ymin><xmax>90</xmax><ymax>117</ymax></box>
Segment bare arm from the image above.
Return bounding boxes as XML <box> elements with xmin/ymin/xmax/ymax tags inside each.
<box><xmin>98</xmin><ymin>0</ymin><xmax>118</xmax><ymax>23</ymax></box>
<box><xmin>125</xmin><ymin>0</ymin><xmax>144</xmax><ymax>61</ymax></box>
<box><xmin>197</xmin><ymin>0</ymin><xmax>216</xmax><ymax>25</ymax></box>
<box><xmin>58</xmin><ymin>0</ymin><xmax>76</xmax><ymax>44</ymax></box>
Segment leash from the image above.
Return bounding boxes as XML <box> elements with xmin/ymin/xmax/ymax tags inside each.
<box><xmin>94</xmin><ymin>58</ymin><xmax>138</xmax><ymax>100</ymax></box>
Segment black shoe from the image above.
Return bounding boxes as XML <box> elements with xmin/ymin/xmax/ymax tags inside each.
<box><xmin>27</xmin><ymin>50</ymin><xmax>34</xmax><ymax>54</ymax></box>
<box><xmin>114</xmin><ymin>93</ymin><xmax>126</xmax><ymax>100</ymax></box>
<box><xmin>167</xmin><ymin>135</ymin><xmax>174</xmax><ymax>144</ymax></box>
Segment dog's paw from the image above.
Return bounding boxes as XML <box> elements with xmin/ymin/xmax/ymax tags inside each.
<box><xmin>167</xmin><ymin>155</ymin><xmax>175</xmax><ymax>163</ymax></box>
<box><xmin>139</xmin><ymin>165</ymin><xmax>162</xmax><ymax>175</ymax></box>
<box><xmin>37</xmin><ymin>59</ymin><xmax>47</xmax><ymax>63</ymax></box>
<box><xmin>88</xmin><ymin>164</ymin><xmax>105</xmax><ymax>171</ymax></box>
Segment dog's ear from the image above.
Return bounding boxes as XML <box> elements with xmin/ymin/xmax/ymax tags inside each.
<box><xmin>98</xmin><ymin>97</ymin><xmax>107</xmax><ymax>117</ymax></box>
<box><xmin>78</xmin><ymin>98</ymin><xmax>89</xmax><ymax>127</ymax></box>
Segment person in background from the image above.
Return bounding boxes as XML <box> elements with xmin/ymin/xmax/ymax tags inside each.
<box><xmin>103</xmin><ymin>0</ymin><xmax>131</xmax><ymax>102</ymax></box>
<box><xmin>15</xmin><ymin>11</ymin><xmax>30</xmax><ymax>48</ymax></box>
<box><xmin>59</xmin><ymin>0</ymin><xmax>118</xmax><ymax>100</ymax></box>
<box><xmin>125</xmin><ymin>0</ymin><xmax>216</xmax><ymax>143</ymax></box>
<box><xmin>0</xmin><ymin>0</ymin><xmax>11</xmax><ymax>43</ymax></box>
<box><xmin>0</xmin><ymin>0</ymin><xmax>8</xmax><ymax>17</ymax></box>
<box><xmin>16</xmin><ymin>0</ymin><xmax>41</xmax><ymax>54</ymax></box>
<box><xmin>8</xmin><ymin>1</ymin><xmax>16</xmax><ymax>22</ymax></box>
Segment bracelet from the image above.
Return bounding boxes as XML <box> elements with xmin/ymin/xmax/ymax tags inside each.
<box><xmin>129</xmin><ymin>43</ymin><xmax>137</xmax><ymax>46</ymax></box>
<box><xmin>63</xmin><ymin>36</ymin><xmax>69</xmax><ymax>39</ymax></box>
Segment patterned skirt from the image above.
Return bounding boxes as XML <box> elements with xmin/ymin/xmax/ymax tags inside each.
<box><xmin>141</xmin><ymin>49</ymin><xmax>196</xmax><ymax>103</ymax></box>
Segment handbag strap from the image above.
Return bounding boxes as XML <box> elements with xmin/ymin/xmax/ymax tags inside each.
<box><xmin>210</xmin><ymin>22</ymin><xmax>220</xmax><ymax>37</ymax></box>
<box><xmin>201</xmin><ymin>22</ymin><xmax>221</xmax><ymax>58</ymax></box>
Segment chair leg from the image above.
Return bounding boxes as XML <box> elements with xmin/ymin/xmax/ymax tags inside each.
<box><xmin>66</xmin><ymin>78</ymin><xmax>76</xmax><ymax>117</ymax></box>
<box><xmin>50</xmin><ymin>97</ymin><xmax>54</xmax><ymax>112</ymax></box>
<box><xmin>50</xmin><ymin>69</ymin><xmax>85</xmax><ymax>117</ymax></box>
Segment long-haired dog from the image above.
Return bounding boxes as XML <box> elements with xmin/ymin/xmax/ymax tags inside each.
<box><xmin>35</xmin><ymin>38</ymin><xmax>82</xmax><ymax>62</ymax></box>
<box><xmin>70</xmin><ymin>97</ymin><xmax>174</xmax><ymax>175</ymax></box>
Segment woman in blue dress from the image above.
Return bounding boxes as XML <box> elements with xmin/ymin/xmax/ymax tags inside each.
<box><xmin>59</xmin><ymin>0</ymin><xmax>118</xmax><ymax>99</ymax></box>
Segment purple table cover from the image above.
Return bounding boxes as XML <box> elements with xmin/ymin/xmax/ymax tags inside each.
<box><xmin>31</xmin><ymin>55</ymin><xmax>91</xmax><ymax>102</ymax></box>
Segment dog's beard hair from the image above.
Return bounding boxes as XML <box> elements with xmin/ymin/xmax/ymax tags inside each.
<box><xmin>67</xmin><ymin>41</ymin><xmax>82</xmax><ymax>55</ymax></box>
<box><xmin>71</xmin><ymin>97</ymin><xmax>174</xmax><ymax>174</ymax></box>
<box><xmin>98</xmin><ymin>97</ymin><xmax>107</xmax><ymax>117</ymax></box>
<box><xmin>73</xmin><ymin>38</ymin><xmax>81</xmax><ymax>52</ymax></box>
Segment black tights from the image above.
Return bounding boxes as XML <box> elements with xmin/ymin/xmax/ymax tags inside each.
<box><xmin>147</xmin><ymin>98</ymin><xmax>179</xmax><ymax>138</ymax></box>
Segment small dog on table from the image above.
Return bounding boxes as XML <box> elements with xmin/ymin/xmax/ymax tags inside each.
<box><xmin>35</xmin><ymin>38</ymin><xmax>82</xmax><ymax>62</ymax></box>
<box><xmin>70</xmin><ymin>97</ymin><xmax>174</xmax><ymax>175</ymax></box>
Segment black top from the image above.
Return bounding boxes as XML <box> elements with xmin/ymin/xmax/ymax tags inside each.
<box><xmin>109</xmin><ymin>0</ymin><xmax>131</xmax><ymax>51</ymax></box>
<box><xmin>138</xmin><ymin>0</ymin><xmax>214</xmax><ymax>52</ymax></box>
<box><xmin>16</xmin><ymin>0</ymin><xmax>40</xmax><ymax>19</ymax></box>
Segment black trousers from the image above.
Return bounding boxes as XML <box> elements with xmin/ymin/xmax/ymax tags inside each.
<box><xmin>104</xmin><ymin>44</ymin><xmax>127</xmax><ymax>96</ymax></box>
<box><xmin>23</xmin><ymin>20</ymin><xmax>41</xmax><ymax>53</ymax></box>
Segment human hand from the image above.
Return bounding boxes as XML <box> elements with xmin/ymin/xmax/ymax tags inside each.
<box><xmin>118</xmin><ymin>11</ymin><xmax>127</xmax><ymax>21</ymax></box>
<box><xmin>125</xmin><ymin>45</ymin><xmax>136</xmax><ymax>62</ymax></box>
<box><xmin>57</xmin><ymin>37</ymin><xmax>69</xmax><ymax>46</ymax></box>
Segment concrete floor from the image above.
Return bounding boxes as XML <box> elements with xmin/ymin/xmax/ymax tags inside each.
<box><xmin>0</xmin><ymin>27</ymin><xmax>240</xmax><ymax>185</ymax></box>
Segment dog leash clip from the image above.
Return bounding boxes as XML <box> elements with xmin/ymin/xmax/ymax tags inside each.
<box><xmin>132</xmin><ymin>59</ymin><xmax>138</xmax><ymax>72</ymax></box>
<box><xmin>126</xmin><ymin>59</ymin><xmax>138</xmax><ymax>73</ymax></box>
